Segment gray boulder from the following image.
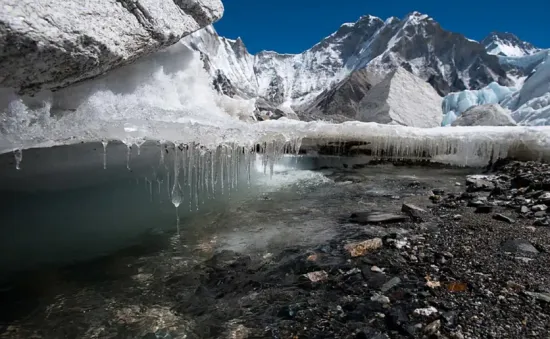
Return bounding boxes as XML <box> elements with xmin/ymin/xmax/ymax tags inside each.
<box><xmin>0</xmin><ymin>0</ymin><xmax>223</xmax><ymax>93</ymax></box>
<box><xmin>452</xmin><ymin>104</ymin><xmax>517</xmax><ymax>126</ymax></box>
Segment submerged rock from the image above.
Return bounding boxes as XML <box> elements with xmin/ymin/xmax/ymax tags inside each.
<box><xmin>0</xmin><ymin>0</ymin><xmax>224</xmax><ymax>92</ymax></box>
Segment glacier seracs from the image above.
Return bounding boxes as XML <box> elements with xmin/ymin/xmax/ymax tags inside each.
<box><xmin>441</xmin><ymin>82</ymin><xmax>516</xmax><ymax>125</ymax></box>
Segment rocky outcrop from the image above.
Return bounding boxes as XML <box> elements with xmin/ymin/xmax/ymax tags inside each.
<box><xmin>0</xmin><ymin>0</ymin><xmax>224</xmax><ymax>93</ymax></box>
<box><xmin>300</xmin><ymin>68</ymin><xmax>374</xmax><ymax>122</ymax></box>
<box><xmin>451</xmin><ymin>104</ymin><xmax>517</xmax><ymax>126</ymax></box>
<box><xmin>356</xmin><ymin>67</ymin><xmax>442</xmax><ymax>127</ymax></box>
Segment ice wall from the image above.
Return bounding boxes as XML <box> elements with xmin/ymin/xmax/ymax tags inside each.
<box><xmin>0</xmin><ymin>41</ymin><xmax>257</xmax><ymax>153</ymax></box>
<box><xmin>441</xmin><ymin>82</ymin><xmax>516</xmax><ymax>125</ymax></box>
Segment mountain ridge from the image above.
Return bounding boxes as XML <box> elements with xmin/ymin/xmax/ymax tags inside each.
<box><xmin>182</xmin><ymin>11</ymin><xmax>540</xmax><ymax>119</ymax></box>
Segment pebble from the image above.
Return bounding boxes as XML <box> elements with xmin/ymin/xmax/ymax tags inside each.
<box><xmin>371</xmin><ymin>294</ymin><xmax>390</xmax><ymax>304</ymax></box>
<box><xmin>413</xmin><ymin>307</ymin><xmax>438</xmax><ymax>317</ymax></box>
<box><xmin>371</xmin><ymin>266</ymin><xmax>384</xmax><ymax>273</ymax></box>
<box><xmin>453</xmin><ymin>214</ymin><xmax>462</xmax><ymax>220</ymax></box>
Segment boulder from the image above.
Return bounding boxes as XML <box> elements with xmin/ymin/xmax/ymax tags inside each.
<box><xmin>451</xmin><ymin>104</ymin><xmax>517</xmax><ymax>126</ymax></box>
<box><xmin>0</xmin><ymin>0</ymin><xmax>224</xmax><ymax>93</ymax></box>
<box><xmin>356</xmin><ymin>67</ymin><xmax>443</xmax><ymax>128</ymax></box>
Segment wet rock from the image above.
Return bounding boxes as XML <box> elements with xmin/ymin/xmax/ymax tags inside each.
<box><xmin>350</xmin><ymin>212</ymin><xmax>409</xmax><ymax>224</ymax></box>
<box><xmin>401</xmin><ymin>203</ymin><xmax>429</xmax><ymax>222</ymax></box>
<box><xmin>474</xmin><ymin>205</ymin><xmax>493</xmax><ymax>213</ymax></box>
<box><xmin>492</xmin><ymin>214</ymin><xmax>514</xmax><ymax>224</ymax></box>
<box><xmin>345</xmin><ymin>238</ymin><xmax>383</xmax><ymax>257</ymax></box>
<box><xmin>500</xmin><ymin>239</ymin><xmax>539</xmax><ymax>254</ymax></box>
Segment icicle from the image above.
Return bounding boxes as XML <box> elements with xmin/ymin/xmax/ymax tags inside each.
<box><xmin>135</xmin><ymin>140</ymin><xmax>145</xmax><ymax>156</ymax></box>
<box><xmin>171</xmin><ymin>145</ymin><xmax>183</xmax><ymax>234</ymax></box>
<box><xmin>210</xmin><ymin>149</ymin><xmax>215</xmax><ymax>196</ymax></box>
<box><xmin>126</xmin><ymin>144</ymin><xmax>132</xmax><ymax>170</ymax></box>
<box><xmin>159</xmin><ymin>141</ymin><xmax>165</xmax><ymax>165</ymax></box>
<box><xmin>13</xmin><ymin>149</ymin><xmax>22</xmax><ymax>170</ymax></box>
<box><xmin>101</xmin><ymin>141</ymin><xmax>108</xmax><ymax>170</ymax></box>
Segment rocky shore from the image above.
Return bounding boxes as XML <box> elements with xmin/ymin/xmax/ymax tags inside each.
<box><xmin>169</xmin><ymin>160</ymin><xmax>550</xmax><ymax>338</ymax></box>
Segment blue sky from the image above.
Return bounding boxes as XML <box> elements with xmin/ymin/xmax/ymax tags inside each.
<box><xmin>214</xmin><ymin>0</ymin><xmax>549</xmax><ymax>54</ymax></box>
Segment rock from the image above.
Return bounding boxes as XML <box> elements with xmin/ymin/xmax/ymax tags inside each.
<box><xmin>350</xmin><ymin>212</ymin><xmax>409</xmax><ymax>224</ymax></box>
<box><xmin>453</xmin><ymin>214</ymin><xmax>463</xmax><ymax>220</ymax></box>
<box><xmin>475</xmin><ymin>205</ymin><xmax>494</xmax><ymax>213</ymax></box>
<box><xmin>380</xmin><ymin>277</ymin><xmax>402</xmax><ymax>293</ymax></box>
<box><xmin>0</xmin><ymin>0</ymin><xmax>224</xmax><ymax>92</ymax></box>
<box><xmin>371</xmin><ymin>294</ymin><xmax>390</xmax><ymax>304</ymax></box>
<box><xmin>539</xmin><ymin>192</ymin><xmax>550</xmax><ymax>204</ymax></box>
<box><xmin>493</xmin><ymin>214</ymin><xmax>515</xmax><ymax>224</ymax></box>
<box><xmin>451</xmin><ymin>104</ymin><xmax>517</xmax><ymax>126</ymax></box>
<box><xmin>345</xmin><ymin>238</ymin><xmax>383</xmax><ymax>257</ymax></box>
<box><xmin>432</xmin><ymin>189</ymin><xmax>445</xmax><ymax>195</ymax></box>
<box><xmin>466</xmin><ymin>176</ymin><xmax>495</xmax><ymax>192</ymax></box>
<box><xmin>371</xmin><ymin>266</ymin><xmax>384</xmax><ymax>273</ymax></box>
<box><xmin>520</xmin><ymin>206</ymin><xmax>530</xmax><ymax>214</ymax></box>
<box><xmin>401</xmin><ymin>203</ymin><xmax>429</xmax><ymax>222</ymax></box>
<box><xmin>413</xmin><ymin>307</ymin><xmax>438</xmax><ymax>317</ymax></box>
<box><xmin>500</xmin><ymin>239</ymin><xmax>539</xmax><ymax>254</ymax></box>
<box><xmin>424</xmin><ymin>319</ymin><xmax>441</xmax><ymax>335</ymax></box>
<box><xmin>532</xmin><ymin>204</ymin><xmax>548</xmax><ymax>212</ymax></box>
<box><xmin>356</xmin><ymin>67</ymin><xmax>443</xmax><ymax>127</ymax></box>
<box><xmin>524</xmin><ymin>291</ymin><xmax>550</xmax><ymax>303</ymax></box>
<box><xmin>534</xmin><ymin>211</ymin><xmax>547</xmax><ymax>218</ymax></box>
<box><xmin>304</xmin><ymin>270</ymin><xmax>329</xmax><ymax>282</ymax></box>
<box><xmin>429</xmin><ymin>195</ymin><xmax>441</xmax><ymax>202</ymax></box>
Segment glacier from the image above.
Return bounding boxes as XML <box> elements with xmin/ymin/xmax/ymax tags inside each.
<box><xmin>441</xmin><ymin>82</ymin><xmax>516</xmax><ymax>125</ymax></box>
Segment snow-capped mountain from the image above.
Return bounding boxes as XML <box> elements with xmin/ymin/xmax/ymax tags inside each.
<box><xmin>482</xmin><ymin>32</ymin><xmax>540</xmax><ymax>57</ymax></box>
<box><xmin>182</xmin><ymin>12</ymin><xmax>511</xmax><ymax>114</ymax></box>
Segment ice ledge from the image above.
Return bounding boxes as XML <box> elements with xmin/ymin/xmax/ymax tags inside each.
<box><xmin>3</xmin><ymin>119</ymin><xmax>550</xmax><ymax>168</ymax></box>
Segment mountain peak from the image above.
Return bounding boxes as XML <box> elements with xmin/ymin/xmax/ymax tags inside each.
<box><xmin>482</xmin><ymin>31</ymin><xmax>539</xmax><ymax>57</ymax></box>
